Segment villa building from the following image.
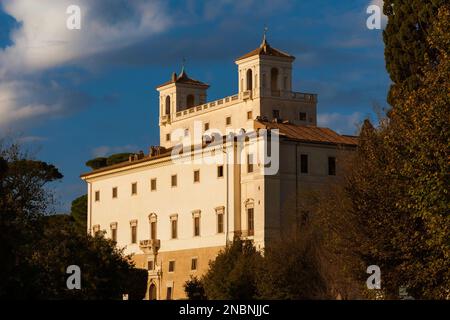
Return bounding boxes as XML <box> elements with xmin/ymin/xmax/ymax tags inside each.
<box><xmin>80</xmin><ymin>37</ymin><xmax>357</xmax><ymax>300</ymax></box>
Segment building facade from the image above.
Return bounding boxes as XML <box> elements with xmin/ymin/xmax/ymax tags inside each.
<box><xmin>81</xmin><ymin>38</ymin><xmax>357</xmax><ymax>300</ymax></box>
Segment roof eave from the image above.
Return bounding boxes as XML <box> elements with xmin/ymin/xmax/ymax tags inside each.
<box><xmin>156</xmin><ymin>80</ymin><xmax>210</xmax><ymax>90</ymax></box>
<box><xmin>235</xmin><ymin>52</ymin><xmax>296</xmax><ymax>62</ymax></box>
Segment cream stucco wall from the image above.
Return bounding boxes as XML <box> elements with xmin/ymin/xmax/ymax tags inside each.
<box><xmin>264</xmin><ymin>141</ymin><xmax>355</xmax><ymax>241</ymax></box>
<box><xmin>83</xmin><ymin>140</ymin><xmax>267</xmax><ymax>299</ymax></box>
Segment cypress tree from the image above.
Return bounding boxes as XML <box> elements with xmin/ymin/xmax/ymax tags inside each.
<box><xmin>383</xmin><ymin>0</ymin><xmax>445</xmax><ymax>104</ymax></box>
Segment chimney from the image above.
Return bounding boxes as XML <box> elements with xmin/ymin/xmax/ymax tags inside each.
<box><xmin>149</xmin><ymin>146</ymin><xmax>156</xmax><ymax>157</ymax></box>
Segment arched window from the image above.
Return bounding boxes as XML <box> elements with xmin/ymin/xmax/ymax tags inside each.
<box><xmin>149</xmin><ymin>283</ymin><xmax>157</xmax><ymax>300</ymax></box>
<box><xmin>246</xmin><ymin>69</ymin><xmax>253</xmax><ymax>91</ymax></box>
<box><xmin>271</xmin><ymin>68</ymin><xmax>279</xmax><ymax>92</ymax></box>
<box><xmin>165</xmin><ymin>96</ymin><xmax>171</xmax><ymax>115</ymax></box>
<box><xmin>186</xmin><ymin>94</ymin><xmax>195</xmax><ymax>108</ymax></box>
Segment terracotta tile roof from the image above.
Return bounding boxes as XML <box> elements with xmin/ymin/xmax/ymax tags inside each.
<box><xmin>236</xmin><ymin>39</ymin><xmax>295</xmax><ymax>61</ymax></box>
<box><xmin>81</xmin><ymin>121</ymin><xmax>357</xmax><ymax>178</ymax></box>
<box><xmin>157</xmin><ymin>69</ymin><xmax>209</xmax><ymax>89</ymax></box>
<box><xmin>254</xmin><ymin>120</ymin><xmax>358</xmax><ymax>146</ymax></box>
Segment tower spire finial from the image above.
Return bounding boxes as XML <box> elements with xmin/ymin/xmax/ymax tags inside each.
<box><xmin>263</xmin><ymin>25</ymin><xmax>268</xmax><ymax>42</ymax></box>
<box><xmin>180</xmin><ymin>57</ymin><xmax>186</xmax><ymax>74</ymax></box>
<box><xmin>260</xmin><ymin>25</ymin><xmax>269</xmax><ymax>51</ymax></box>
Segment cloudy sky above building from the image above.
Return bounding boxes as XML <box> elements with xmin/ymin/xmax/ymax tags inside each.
<box><xmin>0</xmin><ymin>0</ymin><xmax>390</xmax><ymax>212</ymax></box>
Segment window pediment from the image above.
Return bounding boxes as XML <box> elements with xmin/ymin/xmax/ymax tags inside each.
<box><xmin>148</xmin><ymin>213</ymin><xmax>157</xmax><ymax>222</ymax></box>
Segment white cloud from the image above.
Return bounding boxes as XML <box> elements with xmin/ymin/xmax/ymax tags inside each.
<box><xmin>0</xmin><ymin>79</ymin><xmax>91</xmax><ymax>131</ymax></box>
<box><xmin>92</xmin><ymin>145</ymin><xmax>138</xmax><ymax>158</ymax></box>
<box><xmin>318</xmin><ymin>112</ymin><xmax>363</xmax><ymax>135</ymax></box>
<box><xmin>0</xmin><ymin>0</ymin><xmax>170</xmax><ymax>130</ymax></box>
<box><xmin>0</xmin><ymin>81</ymin><xmax>60</xmax><ymax>126</ymax></box>
<box><xmin>0</xmin><ymin>0</ymin><xmax>170</xmax><ymax>75</ymax></box>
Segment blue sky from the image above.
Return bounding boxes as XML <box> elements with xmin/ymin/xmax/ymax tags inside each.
<box><xmin>0</xmin><ymin>0</ymin><xmax>390</xmax><ymax>213</ymax></box>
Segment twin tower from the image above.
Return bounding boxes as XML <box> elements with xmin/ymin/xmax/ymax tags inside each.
<box><xmin>156</xmin><ymin>36</ymin><xmax>317</xmax><ymax>148</ymax></box>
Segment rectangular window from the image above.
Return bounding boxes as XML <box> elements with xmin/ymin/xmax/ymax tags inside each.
<box><xmin>247</xmin><ymin>111</ymin><xmax>253</xmax><ymax>120</ymax></box>
<box><xmin>204</xmin><ymin>122</ymin><xmax>209</xmax><ymax>131</ymax></box>
<box><xmin>217</xmin><ymin>165</ymin><xmax>224</xmax><ymax>178</ymax></box>
<box><xmin>147</xmin><ymin>260</ymin><xmax>154</xmax><ymax>271</ymax></box>
<box><xmin>111</xmin><ymin>228</ymin><xmax>117</xmax><ymax>242</ymax></box>
<box><xmin>166</xmin><ymin>133</ymin><xmax>171</xmax><ymax>141</ymax></box>
<box><xmin>168</xmin><ymin>260</ymin><xmax>175</xmax><ymax>272</ymax></box>
<box><xmin>226</xmin><ymin>116</ymin><xmax>231</xmax><ymax>126</ymax></box>
<box><xmin>328</xmin><ymin>157</ymin><xmax>336</xmax><ymax>176</ymax></box>
<box><xmin>299</xmin><ymin>112</ymin><xmax>307</xmax><ymax>121</ymax></box>
<box><xmin>131</xmin><ymin>182</ymin><xmax>137</xmax><ymax>195</ymax></box>
<box><xmin>191</xmin><ymin>258</ymin><xmax>198</xmax><ymax>271</ymax></box>
<box><xmin>272</xmin><ymin>109</ymin><xmax>280</xmax><ymax>119</ymax></box>
<box><xmin>95</xmin><ymin>191</ymin><xmax>100</xmax><ymax>202</ymax></box>
<box><xmin>194</xmin><ymin>216</ymin><xmax>200</xmax><ymax>237</ymax></box>
<box><xmin>171</xmin><ymin>219</ymin><xmax>177</xmax><ymax>239</ymax></box>
<box><xmin>131</xmin><ymin>225</ymin><xmax>137</xmax><ymax>244</ymax></box>
<box><xmin>193</xmin><ymin>170</ymin><xmax>200</xmax><ymax>183</ymax></box>
<box><xmin>151</xmin><ymin>178</ymin><xmax>157</xmax><ymax>191</ymax></box>
<box><xmin>151</xmin><ymin>221</ymin><xmax>157</xmax><ymax>240</ymax></box>
<box><xmin>247</xmin><ymin>154</ymin><xmax>254</xmax><ymax>173</ymax></box>
<box><xmin>171</xmin><ymin>174</ymin><xmax>177</xmax><ymax>187</ymax></box>
<box><xmin>300</xmin><ymin>154</ymin><xmax>308</xmax><ymax>174</ymax></box>
<box><xmin>166</xmin><ymin>287</ymin><xmax>173</xmax><ymax>300</ymax></box>
<box><xmin>217</xmin><ymin>213</ymin><xmax>224</xmax><ymax>234</ymax></box>
<box><xmin>112</xmin><ymin>187</ymin><xmax>118</xmax><ymax>199</ymax></box>
<box><xmin>184</xmin><ymin>128</ymin><xmax>189</xmax><ymax>137</ymax></box>
<box><xmin>247</xmin><ymin>208</ymin><xmax>254</xmax><ymax>236</ymax></box>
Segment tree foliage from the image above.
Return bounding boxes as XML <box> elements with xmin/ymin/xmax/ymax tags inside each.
<box><xmin>381</xmin><ymin>5</ymin><xmax>449</xmax><ymax>298</ymax></box>
<box><xmin>0</xmin><ymin>141</ymin><xmax>63</xmax><ymax>298</ymax></box>
<box><xmin>0</xmin><ymin>141</ymin><xmax>146</xmax><ymax>299</ymax></box>
<box><xmin>187</xmin><ymin>232</ymin><xmax>351</xmax><ymax>300</ymax></box>
<box><xmin>383</xmin><ymin>0</ymin><xmax>446</xmax><ymax>104</ymax></box>
<box><xmin>31</xmin><ymin>215</ymin><xmax>148</xmax><ymax>299</ymax></box>
<box><xmin>328</xmin><ymin>5</ymin><xmax>450</xmax><ymax>299</ymax></box>
<box><xmin>70</xmin><ymin>194</ymin><xmax>87</xmax><ymax>234</ymax></box>
<box><xmin>125</xmin><ymin>268</ymin><xmax>149</xmax><ymax>300</ymax></box>
<box><xmin>85</xmin><ymin>153</ymin><xmax>132</xmax><ymax>170</ymax></box>
<box><xmin>106</xmin><ymin>153</ymin><xmax>132</xmax><ymax>166</ymax></box>
<box><xmin>184</xmin><ymin>276</ymin><xmax>207</xmax><ymax>300</ymax></box>
<box><xmin>201</xmin><ymin>239</ymin><xmax>263</xmax><ymax>300</ymax></box>
<box><xmin>256</xmin><ymin>232</ymin><xmax>329</xmax><ymax>299</ymax></box>
<box><xmin>85</xmin><ymin>157</ymin><xmax>107</xmax><ymax>170</ymax></box>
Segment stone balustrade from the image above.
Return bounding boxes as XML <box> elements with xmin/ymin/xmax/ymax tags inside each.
<box><xmin>160</xmin><ymin>91</ymin><xmax>316</xmax><ymax>123</ymax></box>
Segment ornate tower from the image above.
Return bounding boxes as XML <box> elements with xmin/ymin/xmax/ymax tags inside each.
<box><xmin>156</xmin><ymin>67</ymin><xmax>209</xmax><ymax>126</ymax></box>
<box><xmin>235</xmin><ymin>33</ymin><xmax>295</xmax><ymax>100</ymax></box>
